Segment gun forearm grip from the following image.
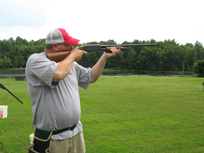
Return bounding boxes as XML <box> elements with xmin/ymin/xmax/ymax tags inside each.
<box><xmin>105</xmin><ymin>47</ymin><xmax>126</xmax><ymax>53</ymax></box>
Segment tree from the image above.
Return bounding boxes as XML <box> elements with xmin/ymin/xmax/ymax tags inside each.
<box><xmin>88</xmin><ymin>52</ymin><xmax>98</xmax><ymax>67</ymax></box>
<box><xmin>194</xmin><ymin>41</ymin><xmax>204</xmax><ymax>61</ymax></box>
<box><xmin>14</xmin><ymin>55</ymin><xmax>25</xmax><ymax>68</ymax></box>
<box><xmin>179</xmin><ymin>45</ymin><xmax>187</xmax><ymax>74</ymax></box>
<box><xmin>185</xmin><ymin>46</ymin><xmax>196</xmax><ymax>72</ymax></box>
<box><xmin>13</xmin><ymin>56</ymin><xmax>19</xmax><ymax>68</ymax></box>
<box><xmin>193</xmin><ymin>59</ymin><xmax>204</xmax><ymax>77</ymax></box>
<box><xmin>156</xmin><ymin>48</ymin><xmax>164</xmax><ymax>72</ymax></box>
<box><xmin>124</xmin><ymin>48</ymin><xmax>136</xmax><ymax>70</ymax></box>
<box><xmin>0</xmin><ymin>36</ymin><xmax>204</xmax><ymax>72</ymax></box>
<box><xmin>137</xmin><ymin>47</ymin><xmax>157</xmax><ymax>71</ymax></box>
<box><xmin>0</xmin><ymin>58</ymin><xmax>3</xmax><ymax>68</ymax></box>
<box><xmin>1</xmin><ymin>56</ymin><xmax>12</xmax><ymax>68</ymax></box>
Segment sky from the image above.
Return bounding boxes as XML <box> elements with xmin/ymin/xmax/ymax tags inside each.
<box><xmin>0</xmin><ymin>0</ymin><xmax>204</xmax><ymax>45</ymax></box>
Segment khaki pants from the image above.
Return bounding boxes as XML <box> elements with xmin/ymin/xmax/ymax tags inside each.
<box><xmin>50</xmin><ymin>132</ymin><xmax>86</xmax><ymax>153</ymax></box>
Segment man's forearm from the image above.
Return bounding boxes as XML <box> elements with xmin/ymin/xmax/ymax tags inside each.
<box><xmin>52</xmin><ymin>47</ymin><xmax>86</xmax><ymax>82</ymax></box>
<box><xmin>53</xmin><ymin>54</ymin><xmax>75</xmax><ymax>82</ymax></box>
<box><xmin>90</xmin><ymin>53</ymin><xmax>107</xmax><ymax>83</ymax></box>
<box><xmin>90</xmin><ymin>47</ymin><xmax>121</xmax><ymax>83</ymax></box>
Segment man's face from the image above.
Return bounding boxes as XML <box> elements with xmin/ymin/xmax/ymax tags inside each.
<box><xmin>57</xmin><ymin>43</ymin><xmax>73</xmax><ymax>51</ymax></box>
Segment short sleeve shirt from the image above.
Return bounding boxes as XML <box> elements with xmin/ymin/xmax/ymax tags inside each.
<box><xmin>26</xmin><ymin>52</ymin><xmax>92</xmax><ymax>140</ymax></box>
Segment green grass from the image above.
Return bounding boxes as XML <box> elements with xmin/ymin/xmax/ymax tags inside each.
<box><xmin>0</xmin><ymin>76</ymin><xmax>204</xmax><ymax>152</ymax></box>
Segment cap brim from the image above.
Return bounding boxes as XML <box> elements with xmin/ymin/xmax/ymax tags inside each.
<box><xmin>65</xmin><ymin>37</ymin><xmax>80</xmax><ymax>46</ymax></box>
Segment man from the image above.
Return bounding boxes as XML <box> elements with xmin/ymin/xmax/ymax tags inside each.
<box><xmin>26</xmin><ymin>28</ymin><xmax>120</xmax><ymax>153</ymax></box>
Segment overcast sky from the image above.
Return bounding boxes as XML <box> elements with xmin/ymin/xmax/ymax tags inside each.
<box><xmin>0</xmin><ymin>0</ymin><xmax>204</xmax><ymax>45</ymax></box>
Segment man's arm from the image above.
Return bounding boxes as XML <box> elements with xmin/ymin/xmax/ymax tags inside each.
<box><xmin>90</xmin><ymin>47</ymin><xmax>121</xmax><ymax>83</ymax></box>
<box><xmin>53</xmin><ymin>47</ymin><xmax>87</xmax><ymax>82</ymax></box>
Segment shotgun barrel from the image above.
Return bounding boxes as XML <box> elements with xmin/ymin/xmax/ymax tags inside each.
<box><xmin>0</xmin><ymin>83</ymin><xmax>23</xmax><ymax>104</ymax></box>
<box><xmin>79</xmin><ymin>43</ymin><xmax>157</xmax><ymax>52</ymax></box>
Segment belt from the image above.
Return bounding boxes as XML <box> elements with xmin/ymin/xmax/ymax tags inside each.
<box><xmin>52</xmin><ymin>124</ymin><xmax>77</xmax><ymax>135</ymax></box>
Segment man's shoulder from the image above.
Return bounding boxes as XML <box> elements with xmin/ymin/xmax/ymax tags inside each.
<box><xmin>27</xmin><ymin>52</ymin><xmax>46</xmax><ymax>62</ymax></box>
<box><xmin>28</xmin><ymin>52</ymin><xmax>45</xmax><ymax>59</ymax></box>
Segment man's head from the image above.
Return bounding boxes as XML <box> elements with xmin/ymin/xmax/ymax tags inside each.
<box><xmin>45</xmin><ymin>28</ymin><xmax>80</xmax><ymax>51</ymax></box>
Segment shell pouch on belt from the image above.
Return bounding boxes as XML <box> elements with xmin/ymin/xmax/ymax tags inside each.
<box><xmin>28</xmin><ymin>128</ymin><xmax>53</xmax><ymax>153</ymax></box>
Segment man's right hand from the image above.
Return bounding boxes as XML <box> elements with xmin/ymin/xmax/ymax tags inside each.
<box><xmin>70</xmin><ymin>47</ymin><xmax>87</xmax><ymax>61</ymax></box>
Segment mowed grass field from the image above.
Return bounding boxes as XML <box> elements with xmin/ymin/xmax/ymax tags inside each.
<box><xmin>0</xmin><ymin>75</ymin><xmax>204</xmax><ymax>153</ymax></box>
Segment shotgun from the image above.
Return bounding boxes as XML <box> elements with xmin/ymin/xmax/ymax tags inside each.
<box><xmin>46</xmin><ymin>43</ymin><xmax>157</xmax><ymax>62</ymax></box>
<box><xmin>0</xmin><ymin>83</ymin><xmax>23</xmax><ymax>104</ymax></box>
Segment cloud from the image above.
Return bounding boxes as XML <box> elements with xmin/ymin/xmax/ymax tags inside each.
<box><xmin>0</xmin><ymin>0</ymin><xmax>47</xmax><ymax>27</ymax></box>
<box><xmin>0</xmin><ymin>26</ymin><xmax>53</xmax><ymax>42</ymax></box>
<box><xmin>0</xmin><ymin>0</ymin><xmax>204</xmax><ymax>45</ymax></box>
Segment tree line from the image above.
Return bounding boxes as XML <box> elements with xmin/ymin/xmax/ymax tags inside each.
<box><xmin>0</xmin><ymin>37</ymin><xmax>204</xmax><ymax>73</ymax></box>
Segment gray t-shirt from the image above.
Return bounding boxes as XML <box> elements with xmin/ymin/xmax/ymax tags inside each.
<box><xmin>26</xmin><ymin>52</ymin><xmax>92</xmax><ymax>140</ymax></box>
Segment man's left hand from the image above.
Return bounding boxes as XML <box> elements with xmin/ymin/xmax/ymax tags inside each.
<box><xmin>104</xmin><ymin>47</ymin><xmax>121</xmax><ymax>58</ymax></box>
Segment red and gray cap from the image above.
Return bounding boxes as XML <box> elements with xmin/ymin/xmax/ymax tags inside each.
<box><xmin>45</xmin><ymin>28</ymin><xmax>80</xmax><ymax>46</ymax></box>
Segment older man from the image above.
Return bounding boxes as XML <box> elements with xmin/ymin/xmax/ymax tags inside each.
<box><xmin>26</xmin><ymin>28</ymin><xmax>120</xmax><ymax>153</ymax></box>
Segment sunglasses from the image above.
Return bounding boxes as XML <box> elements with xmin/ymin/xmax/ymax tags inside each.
<box><xmin>57</xmin><ymin>43</ymin><xmax>73</xmax><ymax>50</ymax></box>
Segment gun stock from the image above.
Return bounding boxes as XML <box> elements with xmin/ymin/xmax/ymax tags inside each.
<box><xmin>46</xmin><ymin>43</ymin><xmax>157</xmax><ymax>62</ymax></box>
<box><xmin>46</xmin><ymin>51</ymin><xmax>71</xmax><ymax>63</ymax></box>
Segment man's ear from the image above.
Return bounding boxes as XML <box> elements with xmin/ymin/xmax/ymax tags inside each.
<box><xmin>53</xmin><ymin>43</ymin><xmax>58</xmax><ymax>51</ymax></box>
